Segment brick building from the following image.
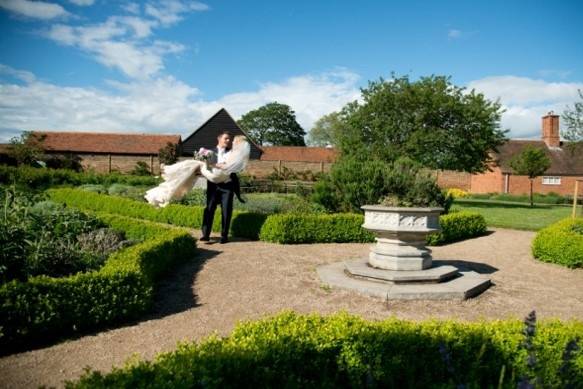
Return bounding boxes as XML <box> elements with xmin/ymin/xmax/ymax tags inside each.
<box><xmin>247</xmin><ymin>146</ymin><xmax>337</xmax><ymax>177</ymax></box>
<box><xmin>469</xmin><ymin>113</ymin><xmax>583</xmax><ymax>196</ymax></box>
<box><xmin>33</xmin><ymin>131</ymin><xmax>182</xmax><ymax>174</ymax></box>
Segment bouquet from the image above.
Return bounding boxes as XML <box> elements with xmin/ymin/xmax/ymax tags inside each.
<box><xmin>194</xmin><ymin>147</ymin><xmax>214</xmax><ymax>162</ymax></box>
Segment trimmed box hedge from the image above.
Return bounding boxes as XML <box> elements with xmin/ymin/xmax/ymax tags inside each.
<box><xmin>426</xmin><ymin>211</ymin><xmax>487</xmax><ymax>246</ymax></box>
<box><xmin>0</xmin><ymin>213</ymin><xmax>196</xmax><ymax>350</ymax></box>
<box><xmin>259</xmin><ymin>211</ymin><xmax>486</xmax><ymax>245</ymax></box>
<box><xmin>47</xmin><ymin>188</ymin><xmax>266</xmax><ymax>238</ymax></box>
<box><xmin>70</xmin><ymin>311</ymin><xmax>583</xmax><ymax>388</ymax></box>
<box><xmin>532</xmin><ymin>217</ymin><xmax>583</xmax><ymax>268</ymax></box>
<box><xmin>0</xmin><ymin>165</ymin><xmax>160</xmax><ymax>189</ymax></box>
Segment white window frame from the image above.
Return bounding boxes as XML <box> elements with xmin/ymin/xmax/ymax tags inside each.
<box><xmin>542</xmin><ymin>176</ymin><xmax>561</xmax><ymax>185</ymax></box>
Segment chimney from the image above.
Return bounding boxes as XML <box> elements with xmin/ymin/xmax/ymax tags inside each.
<box><xmin>542</xmin><ymin>111</ymin><xmax>560</xmax><ymax>148</ymax></box>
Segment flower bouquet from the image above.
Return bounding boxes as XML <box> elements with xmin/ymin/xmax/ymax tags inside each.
<box><xmin>194</xmin><ymin>147</ymin><xmax>214</xmax><ymax>167</ymax></box>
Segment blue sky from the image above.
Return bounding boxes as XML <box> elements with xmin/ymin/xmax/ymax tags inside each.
<box><xmin>1</xmin><ymin>0</ymin><xmax>582</xmax><ymax>142</ymax></box>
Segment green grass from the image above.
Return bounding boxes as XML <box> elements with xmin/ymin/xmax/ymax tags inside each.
<box><xmin>452</xmin><ymin>200</ymin><xmax>574</xmax><ymax>231</ymax></box>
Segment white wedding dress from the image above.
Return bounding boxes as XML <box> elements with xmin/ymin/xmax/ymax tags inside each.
<box><xmin>145</xmin><ymin>141</ymin><xmax>250</xmax><ymax>208</ymax></box>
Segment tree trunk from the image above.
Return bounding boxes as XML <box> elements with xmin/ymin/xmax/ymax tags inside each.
<box><xmin>529</xmin><ymin>178</ymin><xmax>534</xmax><ymax>207</ymax></box>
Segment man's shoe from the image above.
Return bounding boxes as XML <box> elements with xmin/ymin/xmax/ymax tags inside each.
<box><xmin>199</xmin><ymin>236</ymin><xmax>210</xmax><ymax>242</ymax></box>
<box><xmin>219</xmin><ymin>237</ymin><xmax>229</xmax><ymax>244</ymax></box>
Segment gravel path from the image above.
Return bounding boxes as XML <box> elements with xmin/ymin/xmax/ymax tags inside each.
<box><xmin>2</xmin><ymin>228</ymin><xmax>582</xmax><ymax>388</ymax></box>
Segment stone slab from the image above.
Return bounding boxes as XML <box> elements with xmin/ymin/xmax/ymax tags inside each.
<box><xmin>317</xmin><ymin>262</ymin><xmax>491</xmax><ymax>301</ymax></box>
<box><xmin>345</xmin><ymin>259</ymin><xmax>458</xmax><ymax>284</ymax></box>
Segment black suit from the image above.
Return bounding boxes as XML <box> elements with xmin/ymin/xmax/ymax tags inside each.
<box><xmin>201</xmin><ymin>148</ymin><xmax>238</xmax><ymax>240</ymax></box>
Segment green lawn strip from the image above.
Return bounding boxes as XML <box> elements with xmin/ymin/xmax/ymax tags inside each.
<box><xmin>452</xmin><ymin>200</ymin><xmax>572</xmax><ymax>231</ymax></box>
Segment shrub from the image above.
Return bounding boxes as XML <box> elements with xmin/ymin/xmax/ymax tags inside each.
<box><xmin>260</xmin><ymin>213</ymin><xmax>375</xmax><ymax>244</ymax></box>
<box><xmin>532</xmin><ymin>218</ymin><xmax>583</xmax><ymax>268</ymax></box>
<box><xmin>47</xmin><ymin>188</ymin><xmax>262</xmax><ymax>238</ymax></box>
<box><xmin>69</xmin><ymin>311</ymin><xmax>583</xmax><ymax>388</ymax></box>
<box><xmin>445</xmin><ymin>188</ymin><xmax>469</xmax><ymax>199</ymax></box>
<box><xmin>427</xmin><ymin>211</ymin><xmax>487</xmax><ymax>246</ymax></box>
<box><xmin>130</xmin><ymin>161</ymin><xmax>152</xmax><ymax>176</ymax></box>
<box><xmin>0</xmin><ymin>165</ymin><xmax>160</xmax><ymax>189</ymax></box>
<box><xmin>0</xmin><ymin>213</ymin><xmax>196</xmax><ymax>350</ymax></box>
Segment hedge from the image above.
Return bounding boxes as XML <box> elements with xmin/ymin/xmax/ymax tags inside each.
<box><xmin>69</xmin><ymin>311</ymin><xmax>583</xmax><ymax>388</ymax></box>
<box><xmin>0</xmin><ymin>213</ymin><xmax>196</xmax><ymax>351</ymax></box>
<box><xmin>47</xmin><ymin>188</ymin><xmax>266</xmax><ymax>238</ymax></box>
<box><xmin>426</xmin><ymin>211</ymin><xmax>487</xmax><ymax>246</ymax></box>
<box><xmin>532</xmin><ymin>217</ymin><xmax>583</xmax><ymax>268</ymax></box>
<box><xmin>259</xmin><ymin>212</ymin><xmax>486</xmax><ymax>245</ymax></box>
<box><xmin>0</xmin><ymin>165</ymin><xmax>160</xmax><ymax>189</ymax></box>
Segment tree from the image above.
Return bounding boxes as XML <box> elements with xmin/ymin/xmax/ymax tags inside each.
<box><xmin>509</xmin><ymin>146</ymin><xmax>551</xmax><ymax>207</ymax></box>
<box><xmin>562</xmin><ymin>89</ymin><xmax>583</xmax><ymax>142</ymax></box>
<box><xmin>8</xmin><ymin>131</ymin><xmax>46</xmax><ymax>166</ymax></box>
<box><xmin>238</xmin><ymin>102</ymin><xmax>306</xmax><ymax>146</ymax></box>
<box><xmin>158</xmin><ymin>142</ymin><xmax>179</xmax><ymax>165</ymax></box>
<box><xmin>308</xmin><ymin>112</ymin><xmax>344</xmax><ymax>147</ymax></box>
<box><xmin>338</xmin><ymin>74</ymin><xmax>508</xmax><ymax>173</ymax></box>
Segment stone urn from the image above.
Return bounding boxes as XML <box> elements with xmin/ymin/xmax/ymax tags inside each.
<box><xmin>361</xmin><ymin>205</ymin><xmax>443</xmax><ymax>271</ymax></box>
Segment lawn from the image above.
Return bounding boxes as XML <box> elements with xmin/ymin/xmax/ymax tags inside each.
<box><xmin>452</xmin><ymin>199</ymin><xmax>574</xmax><ymax>231</ymax></box>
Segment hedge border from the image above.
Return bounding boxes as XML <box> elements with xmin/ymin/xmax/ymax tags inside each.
<box><xmin>0</xmin><ymin>213</ymin><xmax>196</xmax><ymax>350</ymax></box>
<box><xmin>70</xmin><ymin>311</ymin><xmax>583</xmax><ymax>388</ymax></box>
<box><xmin>532</xmin><ymin>217</ymin><xmax>583</xmax><ymax>268</ymax></box>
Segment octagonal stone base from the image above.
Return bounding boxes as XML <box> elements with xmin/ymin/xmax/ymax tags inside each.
<box><xmin>346</xmin><ymin>259</ymin><xmax>458</xmax><ymax>283</ymax></box>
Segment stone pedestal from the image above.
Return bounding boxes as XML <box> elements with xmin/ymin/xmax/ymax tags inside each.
<box><xmin>362</xmin><ymin>206</ymin><xmax>442</xmax><ymax>270</ymax></box>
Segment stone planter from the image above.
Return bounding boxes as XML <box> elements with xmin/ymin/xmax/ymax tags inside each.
<box><xmin>361</xmin><ymin>205</ymin><xmax>443</xmax><ymax>271</ymax></box>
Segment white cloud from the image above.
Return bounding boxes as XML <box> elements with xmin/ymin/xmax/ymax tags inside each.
<box><xmin>46</xmin><ymin>16</ymin><xmax>182</xmax><ymax>79</ymax></box>
<box><xmin>145</xmin><ymin>0</ymin><xmax>209</xmax><ymax>25</ymax></box>
<box><xmin>467</xmin><ymin>76</ymin><xmax>583</xmax><ymax>138</ymax></box>
<box><xmin>0</xmin><ymin>0</ymin><xmax>69</xmax><ymax>20</ymax></box>
<box><xmin>68</xmin><ymin>0</ymin><xmax>94</xmax><ymax>6</ymax></box>
<box><xmin>122</xmin><ymin>2</ymin><xmax>140</xmax><ymax>14</ymax></box>
<box><xmin>0</xmin><ymin>65</ymin><xmax>360</xmax><ymax>142</ymax></box>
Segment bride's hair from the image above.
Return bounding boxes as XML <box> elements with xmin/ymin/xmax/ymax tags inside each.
<box><xmin>233</xmin><ymin>135</ymin><xmax>247</xmax><ymax>145</ymax></box>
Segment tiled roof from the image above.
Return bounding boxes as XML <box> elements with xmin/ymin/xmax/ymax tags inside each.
<box><xmin>260</xmin><ymin>146</ymin><xmax>338</xmax><ymax>163</ymax></box>
<box><xmin>495</xmin><ymin>140</ymin><xmax>583</xmax><ymax>175</ymax></box>
<box><xmin>33</xmin><ymin>131</ymin><xmax>181</xmax><ymax>155</ymax></box>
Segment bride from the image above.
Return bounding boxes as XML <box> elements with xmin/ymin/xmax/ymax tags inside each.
<box><xmin>145</xmin><ymin>135</ymin><xmax>250</xmax><ymax>208</ymax></box>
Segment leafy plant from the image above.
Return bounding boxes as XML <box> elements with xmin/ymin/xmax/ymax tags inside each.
<box><xmin>158</xmin><ymin>142</ymin><xmax>179</xmax><ymax>165</ymax></box>
<box><xmin>130</xmin><ymin>161</ymin><xmax>152</xmax><ymax>176</ymax></box>
<box><xmin>532</xmin><ymin>218</ymin><xmax>583</xmax><ymax>268</ymax></box>
<box><xmin>509</xmin><ymin>145</ymin><xmax>552</xmax><ymax>207</ymax></box>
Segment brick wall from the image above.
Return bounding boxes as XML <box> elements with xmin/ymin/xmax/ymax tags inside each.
<box><xmin>507</xmin><ymin>175</ymin><xmax>583</xmax><ymax>196</ymax></box>
<box><xmin>246</xmin><ymin>160</ymin><xmax>332</xmax><ymax>177</ymax></box>
<box><xmin>67</xmin><ymin>153</ymin><xmax>163</xmax><ymax>174</ymax></box>
<box><xmin>435</xmin><ymin>170</ymin><xmax>471</xmax><ymax>190</ymax></box>
<box><xmin>470</xmin><ymin>167</ymin><xmax>504</xmax><ymax>193</ymax></box>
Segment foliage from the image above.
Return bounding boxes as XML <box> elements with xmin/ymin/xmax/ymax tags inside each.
<box><xmin>562</xmin><ymin>89</ymin><xmax>583</xmax><ymax>142</ymax></box>
<box><xmin>0</xmin><ymin>213</ymin><xmax>196</xmax><ymax>350</ymax></box>
<box><xmin>77</xmin><ymin>228</ymin><xmax>135</xmax><ymax>263</ymax></box>
<box><xmin>107</xmin><ymin>184</ymin><xmax>149</xmax><ymax>201</ymax></box>
<box><xmin>267</xmin><ymin>166</ymin><xmax>325</xmax><ymax>182</ymax></box>
<box><xmin>532</xmin><ymin>218</ymin><xmax>583</xmax><ymax>268</ymax></box>
<box><xmin>0</xmin><ymin>165</ymin><xmax>160</xmax><ymax>189</ymax></box>
<box><xmin>238</xmin><ymin>102</ymin><xmax>306</xmax><ymax>146</ymax></box>
<box><xmin>178</xmin><ymin>188</ymin><xmax>207</xmax><ymax>206</ymax></box>
<box><xmin>509</xmin><ymin>145</ymin><xmax>552</xmax><ymax>206</ymax></box>
<box><xmin>158</xmin><ymin>142</ymin><xmax>179</xmax><ymax>165</ymax></box>
<box><xmin>7</xmin><ymin>131</ymin><xmax>46</xmax><ymax>166</ymax></box>
<box><xmin>307</xmin><ymin>111</ymin><xmax>344</xmax><ymax>146</ymax></box>
<box><xmin>464</xmin><ymin>192</ymin><xmax>576</xmax><ymax>205</ymax></box>
<box><xmin>445</xmin><ymin>188</ymin><xmax>469</xmax><ymax>199</ymax></box>
<box><xmin>0</xmin><ymin>188</ymin><xmax>106</xmax><ymax>283</ymax></box>
<box><xmin>44</xmin><ymin>153</ymin><xmax>83</xmax><ymax>171</ymax></box>
<box><xmin>68</xmin><ymin>311</ymin><xmax>583</xmax><ymax>388</ymax></box>
<box><xmin>130</xmin><ymin>161</ymin><xmax>152</xmax><ymax>176</ymax></box>
<box><xmin>426</xmin><ymin>211</ymin><xmax>487</xmax><ymax>245</ymax></box>
<box><xmin>338</xmin><ymin>74</ymin><xmax>507</xmax><ymax>173</ymax></box>
<box><xmin>313</xmin><ymin>156</ymin><xmax>449</xmax><ymax>213</ymax></box>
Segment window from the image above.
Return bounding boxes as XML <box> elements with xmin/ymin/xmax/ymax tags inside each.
<box><xmin>542</xmin><ymin>176</ymin><xmax>561</xmax><ymax>185</ymax></box>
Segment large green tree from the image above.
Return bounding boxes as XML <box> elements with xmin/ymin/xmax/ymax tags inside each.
<box><xmin>308</xmin><ymin>111</ymin><xmax>344</xmax><ymax>147</ymax></box>
<box><xmin>238</xmin><ymin>102</ymin><xmax>306</xmax><ymax>146</ymax></box>
<box><xmin>562</xmin><ymin>89</ymin><xmax>583</xmax><ymax>142</ymax></box>
<box><xmin>338</xmin><ymin>74</ymin><xmax>507</xmax><ymax>173</ymax></box>
<box><xmin>509</xmin><ymin>145</ymin><xmax>551</xmax><ymax>207</ymax></box>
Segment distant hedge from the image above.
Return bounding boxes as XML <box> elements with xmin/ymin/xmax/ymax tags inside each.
<box><xmin>532</xmin><ymin>218</ymin><xmax>583</xmax><ymax>268</ymax></box>
<box><xmin>47</xmin><ymin>188</ymin><xmax>266</xmax><ymax>238</ymax></box>
<box><xmin>70</xmin><ymin>311</ymin><xmax>583</xmax><ymax>388</ymax></box>
<box><xmin>0</xmin><ymin>165</ymin><xmax>160</xmax><ymax>189</ymax></box>
<box><xmin>0</xmin><ymin>213</ymin><xmax>196</xmax><ymax>351</ymax></box>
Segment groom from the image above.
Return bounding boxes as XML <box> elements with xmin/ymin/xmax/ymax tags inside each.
<box><xmin>200</xmin><ymin>131</ymin><xmax>235</xmax><ymax>244</ymax></box>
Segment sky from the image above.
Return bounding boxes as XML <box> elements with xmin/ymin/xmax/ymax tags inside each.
<box><xmin>0</xmin><ymin>0</ymin><xmax>582</xmax><ymax>143</ymax></box>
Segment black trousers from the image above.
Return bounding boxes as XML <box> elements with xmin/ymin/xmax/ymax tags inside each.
<box><xmin>201</xmin><ymin>179</ymin><xmax>235</xmax><ymax>239</ymax></box>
